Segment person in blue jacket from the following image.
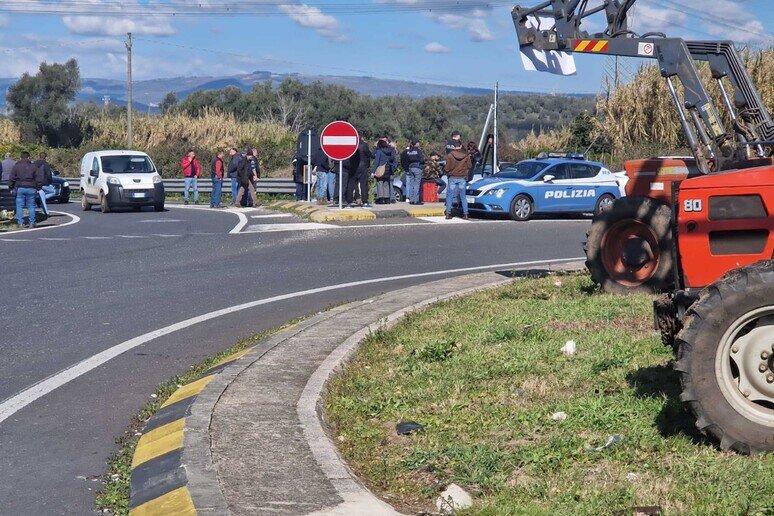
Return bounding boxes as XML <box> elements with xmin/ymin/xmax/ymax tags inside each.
<box><xmin>372</xmin><ymin>140</ymin><xmax>397</xmax><ymax>204</ymax></box>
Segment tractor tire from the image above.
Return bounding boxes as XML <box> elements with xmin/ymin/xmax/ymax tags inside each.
<box><xmin>676</xmin><ymin>261</ymin><xmax>774</xmax><ymax>454</ymax></box>
<box><xmin>584</xmin><ymin>196</ymin><xmax>673</xmax><ymax>294</ymax></box>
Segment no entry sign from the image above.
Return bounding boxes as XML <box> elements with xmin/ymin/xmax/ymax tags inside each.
<box><xmin>320</xmin><ymin>121</ymin><xmax>359</xmax><ymax>161</ymax></box>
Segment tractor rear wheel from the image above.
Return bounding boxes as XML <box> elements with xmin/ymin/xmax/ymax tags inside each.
<box><xmin>584</xmin><ymin>196</ymin><xmax>673</xmax><ymax>294</ymax></box>
<box><xmin>676</xmin><ymin>261</ymin><xmax>774</xmax><ymax>454</ymax></box>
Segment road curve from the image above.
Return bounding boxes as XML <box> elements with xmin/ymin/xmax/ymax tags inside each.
<box><xmin>0</xmin><ymin>202</ymin><xmax>589</xmax><ymax>514</ymax></box>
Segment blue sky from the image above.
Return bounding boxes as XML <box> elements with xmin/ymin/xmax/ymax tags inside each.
<box><xmin>0</xmin><ymin>0</ymin><xmax>772</xmax><ymax>94</ymax></box>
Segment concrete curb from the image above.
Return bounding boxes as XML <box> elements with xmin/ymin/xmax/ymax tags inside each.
<box><xmin>127</xmin><ymin>261</ymin><xmax>585</xmax><ymax>516</ymax></box>
<box><xmin>268</xmin><ymin>200</ymin><xmax>445</xmax><ymax>222</ymax></box>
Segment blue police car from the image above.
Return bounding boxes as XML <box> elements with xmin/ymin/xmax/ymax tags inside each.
<box><xmin>465</xmin><ymin>154</ymin><xmax>624</xmax><ymax>221</ymax></box>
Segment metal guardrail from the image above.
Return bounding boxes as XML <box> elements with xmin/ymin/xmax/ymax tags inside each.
<box><xmin>60</xmin><ymin>177</ymin><xmax>296</xmax><ymax>195</ymax></box>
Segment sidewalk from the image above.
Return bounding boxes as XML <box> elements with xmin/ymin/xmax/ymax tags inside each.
<box><xmin>127</xmin><ymin>262</ymin><xmax>584</xmax><ymax>516</ymax></box>
<box><xmin>267</xmin><ymin>200</ymin><xmax>446</xmax><ymax>222</ymax></box>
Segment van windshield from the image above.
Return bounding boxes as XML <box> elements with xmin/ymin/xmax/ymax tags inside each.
<box><xmin>101</xmin><ymin>156</ymin><xmax>155</xmax><ymax>174</ymax></box>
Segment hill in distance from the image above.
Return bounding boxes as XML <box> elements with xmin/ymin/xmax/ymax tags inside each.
<box><xmin>0</xmin><ymin>70</ymin><xmax>591</xmax><ymax>112</ymax></box>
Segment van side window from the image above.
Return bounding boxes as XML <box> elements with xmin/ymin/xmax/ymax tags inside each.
<box><xmin>92</xmin><ymin>157</ymin><xmax>99</xmax><ymax>173</ymax></box>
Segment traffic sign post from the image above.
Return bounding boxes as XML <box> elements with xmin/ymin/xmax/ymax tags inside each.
<box><xmin>320</xmin><ymin>121</ymin><xmax>359</xmax><ymax>210</ymax></box>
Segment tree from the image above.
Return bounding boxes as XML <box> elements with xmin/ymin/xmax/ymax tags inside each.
<box><xmin>159</xmin><ymin>91</ymin><xmax>178</xmax><ymax>114</ymax></box>
<box><xmin>6</xmin><ymin>58</ymin><xmax>83</xmax><ymax>146</ymax></box>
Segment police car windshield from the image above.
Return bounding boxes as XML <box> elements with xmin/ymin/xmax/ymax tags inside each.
<box><xmin>101</xmin><ymin>156</ymin><xmax>155</xmax><ymax>174</ymax></box>
<box><xmin>495</xmin><ymin>161</ymin><xmax>547</xmax><ymax>180</ymax></box>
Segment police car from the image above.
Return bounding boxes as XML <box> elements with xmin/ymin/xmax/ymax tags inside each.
<box><xmin>465</xmin><ymin>154</ymin><xmax>623</xmax><ymax>221</ymax></box>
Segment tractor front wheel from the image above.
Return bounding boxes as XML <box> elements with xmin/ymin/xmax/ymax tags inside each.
<box><xmin>584</xmin><ymin>196</ymin><xmax>673</xmax><ymax>294</ymax></box>
<box><xmin>677</xmin><ymin>261</ymin><xmax>774</xmax><ymax>454</ymax></box>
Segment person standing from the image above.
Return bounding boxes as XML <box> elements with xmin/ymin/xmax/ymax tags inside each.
<box><xmin>9</xmin><ymin>151</ymin><xmax>43</xmax><ymax>227</ymax></box>
<box><xmin>372</xmin><ymin>140</ymin><xmax>397</xmax><ymax>205</ymax></box>
<box><xmin>180</xmin><ymin>150</ymin><xmax>201</xmax><ymax>205</ymax></box>
<box><xmin>444</xmin><ymin>141</ymin><xmax>472</xmax><ymax>220</ymax></box>
<box><xmin>34</xmin><ymin>152</ymin><xmax>55</xmax><ymax>217</ymax></box>
<box><xmin>292</xmin><ymin>153</ymin><xmax>308</xmax><ymax>201</ymax></box>
<box><xmin>312</xmin><ymin>145</ymin><xmax>333</xmax><ymax>205</ymax></box>
<box><xmin>466</xmin><ymin>141</ymin><xmax>482</xmax><ymax>181</ymax></box>
<box><xmin>210</xmin><ymin>150</ymin><xmax>225</xmax><ymax>208</ymax></box>
<box><xmin>1</xmin><ymin>152</ymin><xmax>16</xmax><ymax>182</ymax></box>
<box><xmin>347</xmin><ymin>137</ymin><xmax>371</xmax><ymax>208</ymax></box>
<box><xmin>446</xmin><ymin>131</ymin><xmax>462</xmax><ymax>155</ymax></box>
<box><xmin>235</xmin><ymin>150</ymin><xmax>260</xmax><ymax>207</ymax></box>
<box><xmin>405</xmin><ymin>140</ymin><xmax>425</xmax><ymax>205</ymax></box>
<box><xmin>227</xmin><ymin>147</ymin><xmax>242</xmax><ymax>207</ymax></box>
<box><xmin>400</xmin><ymin>142</ymin><xmax>412</xmax><ymax>203</ymax></box>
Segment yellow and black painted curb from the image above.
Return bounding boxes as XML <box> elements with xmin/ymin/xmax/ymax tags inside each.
<box><xmin>128</xmin><ymin>348</ymin><xmax>253</xmax><ymax>516</ymax></box>
<box><xmin>267</xmin><ymin>200</ymin><xmax>446</xmax><ymax>222</ymax></box>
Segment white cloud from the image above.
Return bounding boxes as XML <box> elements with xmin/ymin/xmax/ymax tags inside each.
<box><xmin>62</xmin><ymin>16</ymin><xmax>176</xmax><ymax>37</ymax></box>
<box><xmin>278</xmin><ymin>4</ymin><xmax>347</xmax><ymax>42</ymax></box>
<box><xmin>376</xmin><ymin>0</ymin><xmax>495</xmax><ymax>42</ymax></box>
<box><xmin>424</xmin><ymin>42</ymin><xmax>451</xmax><ymax>54</ymax></box>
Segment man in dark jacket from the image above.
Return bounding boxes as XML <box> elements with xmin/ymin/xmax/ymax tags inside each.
<box><xmin>292</xmin><ymin>153</ymin><xmax>308</xmax><ymax>201</ymax></box>
<box><xmin>9</xmin><ymin>152</ymin><xmax>43</xmax><ymax>227</ymax></box>
<box><xmin>227</xmin><ymin>147</ymin><xmax>242</xmax><ymax>206</ymax></box>
<box><xmin>234</xmin><ymin>150</ymin><xmax>260</xmax><ymax>207</ymax></box>
<box><xmin>444</xmin><ymin>141</ymin><xmax>472</xmax><ymax>220</ymax></box>
<box><xmin>345</xmin><ymin>138</ymin><xmax>371</xmax><ymax>208</ymax></box>
<box><xmin>210</xmin><ymin>151</ymin><xmax>225</xmax><ymax>208</ymax></box>
<box><xmin>34</xmin><ymin>152</ymin><xmax>54</xmax><ymax>217</ymax></box>
<box><xmin>446</xmin><ymin>131</ymin><xmax>462</xmax><ymax>156</ymax></box>
<box><xmin>404</xmin><ymin>140</ymin><xmax>425</xmax><ymax>205</ymax></box>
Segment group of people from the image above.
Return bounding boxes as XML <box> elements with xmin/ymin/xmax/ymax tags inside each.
<box><xmin>180</xmin><ymin>147</ymin><xmax>262</xmax><ymax>208</ymax></box>
<box><xmin>292</xmin><ymin>130</ymin><xmax>494</xmax><ymax>218</ymax></box>
<box><xmin>2</xmin><ymin>151</ymin><xmax>58</xmax><ymax>227</ymax></box>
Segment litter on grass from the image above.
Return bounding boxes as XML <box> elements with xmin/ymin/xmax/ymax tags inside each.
<box><xmin>561</xmin><ymin>340</ymin><xmax>576</xmax><ymax>356</ymax></box>
<box><xmin>551</xmin><ymin>412</ymin><xmax>568</xmax><ymax>421</ymax></box>
<box><xmin>585</xmin><ymin>434</ymin><xmax>623</xmax><ymax>452</ymax></box>
<box><xmin>396</xmin><ymin>421</ymin><xmax>425</xmax><ymax>435</ymax></box>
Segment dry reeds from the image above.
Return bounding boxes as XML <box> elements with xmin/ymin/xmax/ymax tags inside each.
<box><xmin>512</xmin><ymin>126</ymin><xmax>573</xmax><ymax>157</ymax></box>
<box><xmin>90</xmin><ymin>108</ymin><xmax>293</xmax><ymax>150</ymax></box>
<box><xmin>0</xmin><ymin>118</ymin><xmax>21</xmax><ymax>144</ymax></box>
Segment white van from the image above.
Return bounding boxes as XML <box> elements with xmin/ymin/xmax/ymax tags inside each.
<box><xmin>80</xmin><ymin>150</ymin><xmax>165</xmax><ymax>213</ymax></box>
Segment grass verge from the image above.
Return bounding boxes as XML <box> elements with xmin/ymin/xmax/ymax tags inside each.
<box><xmin>325</xmin><ymin>273</ymin><xmax>774</xmax><ymax>515</ymax></box>
<box><xmin>94</xmin><ymin>316</ymin><xmax>307</xmax><ymax>515</ymax></box>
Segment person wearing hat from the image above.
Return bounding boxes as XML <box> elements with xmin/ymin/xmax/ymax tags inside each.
<box><xmin>404</xmin><ymin>140</ymin><xmax>425</xmax><ymax>205</ymax></box>
<box><xmin>446</xmin><ymin>131</ymin><xmax>462</xmax><ymax>156</ymax></box>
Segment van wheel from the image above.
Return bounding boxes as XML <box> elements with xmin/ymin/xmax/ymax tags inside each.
<box><xmin>132</xmin><ymin>206</ymin><xmax>142</xmax><ymax>212</ymax></box>
<box><xmin>81</xmin><ymin>195</ymin><xmax>91</xmax><ymax>211</ymax></box>
<box><xmin>154</xmin><ymin>203</ymin><xmax>164</xmax><ymax>212</ymax></box>
<box><xmin>100</xmin><ymin>194</ymin><xmax>111</xmax><ymax>213</ymax></box>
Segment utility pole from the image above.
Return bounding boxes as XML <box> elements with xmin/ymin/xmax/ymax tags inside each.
<box><xmin>493</xmin><ymin>82</ymin><xmax>499</xmax><ymax>173</ymax></box>
<box><xmin>126</xmin><ymin>32</ymin><xmax>133</xmax><ymax>149</ymax></box>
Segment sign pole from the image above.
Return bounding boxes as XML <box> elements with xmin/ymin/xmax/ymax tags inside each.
<box><xmin>338</xmin><ymin>160</ymin><xmax>344</xmax><ymax>209</ymax></box>
<box><xmin>307</xmin><ymin>129</ymin><xmax>312</xmax><ymax>203</ymax></box>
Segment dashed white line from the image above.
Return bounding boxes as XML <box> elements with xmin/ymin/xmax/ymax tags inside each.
<box><xmin>82</xmin><ymin>236</ymin><xmax>112</xmax><ymax>240</ymax></box>
<box><xmin>152</xmin><ymin>234</ymin><xmax>183</xmax><ymax>238</ymax></box>
<box><xmin>0</xmin><ymin>257</ymin><xmax>584</xmax><ymax>426</ymax></box>
<box><xmin>116</xmin><ymin>235</ymin><xmax>147</xmax><ymax>239</ymax></box>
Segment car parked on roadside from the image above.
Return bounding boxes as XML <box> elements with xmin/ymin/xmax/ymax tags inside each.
<box><xmin>79</xmin><ymin>150</ymin><xmax>165</xmax><ymax>213</ymax></box>
<box><xmin>48</xmin><ymin>170</ymin><xmax>71</xmax><ymax>204</ymax></box>
<box><xmin>465</xmin><ymin>154</ymin><xmax>623</xmax><ymax>221</ymax></box>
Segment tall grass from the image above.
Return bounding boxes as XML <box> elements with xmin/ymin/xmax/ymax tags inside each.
<box><xmin>89</xmin><ymin>108</ymin><xmax>293</xmax><ymax>150</ymax></box>
<box><xmin>0</xmin><ymin>118</ymin><xmax>21</xmax><ymax>144</ymax></box>
<box><xmin>598</xmin><ymin>49</ymin><xmax>774</xmax><ymax>151</ymax></box>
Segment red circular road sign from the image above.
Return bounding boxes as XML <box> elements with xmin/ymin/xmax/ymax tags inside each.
<box><xmin>320</xmin><ymin>121</ymin><xmax>360</xmax><ymax>161</ymax></box>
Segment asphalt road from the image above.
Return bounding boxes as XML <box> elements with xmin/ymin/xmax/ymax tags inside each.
<box><xmin>0</xmin><ymin>202</ymin><xmax>589</xmax><ymax>514</ymax></box>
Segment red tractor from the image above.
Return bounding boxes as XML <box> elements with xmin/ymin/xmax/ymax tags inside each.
<box><xmin>514</xmin><ymin>0</ymin><xmax>774</xmax><ymax>453</ymax></box>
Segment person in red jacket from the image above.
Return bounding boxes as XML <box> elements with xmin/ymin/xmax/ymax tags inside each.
<box><xmin>180</xmin><ymin>150</ymin><xmax>201</xmax><ymax>205</ymax></box>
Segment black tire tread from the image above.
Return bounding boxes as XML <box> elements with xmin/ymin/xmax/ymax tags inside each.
<box><xmin>677</xmin><ymin>260</ymin><xmax>774</xmax><ymax>454</ymax></box>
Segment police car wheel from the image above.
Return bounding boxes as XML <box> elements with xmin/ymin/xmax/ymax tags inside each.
<box><xmin>509</xmin><ymin>195</ymin><xmax>533</xmax><ymax>221</ymax></box>
<box><xmin>594</xmin><ymin>194</ymin><xmax>615</xmax><ymax>216</ymax></box>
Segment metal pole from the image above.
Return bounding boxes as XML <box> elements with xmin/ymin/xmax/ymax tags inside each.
<box><xmin>338</xmin><ymin>160</ymin><xmax>343</xmax><ymax>209</ymax></box>
<box><xmin>307</xmin><ymin>129</ymin><xmax>312</xmax><ymax>202</ymax></box>
<box><xmin>493</xmin><ymin>82</ymin><xmax>499</xmax><ymax>173</ymax></box>
<box><xmin>126</xmin><ymin>32</ymin><xmax>133</xmax><ymax>149</ymax></box>
<box><xmin>478</xmin><ymin>104</ymin><xmax>494</xmax><ymax>151</ymax></box>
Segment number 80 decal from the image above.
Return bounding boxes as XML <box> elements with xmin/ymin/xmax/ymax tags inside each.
<box><xmin>683</xmin><ymin>199</ymin><xmax>703</xmax><ymax>212</ymax></box>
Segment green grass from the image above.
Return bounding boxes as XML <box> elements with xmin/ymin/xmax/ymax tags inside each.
<box><xmin>94</xmin><ymin>316</ymin><xmax>307</xmax><ymax>515</ymax></box>
<box><xmin>325</xmin><ymin>274</ymin><xmax>774</xmax><ymax>515</ymax></box>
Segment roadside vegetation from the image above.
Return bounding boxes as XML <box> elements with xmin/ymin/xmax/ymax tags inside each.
<box><xmin>325</xmin><ymin>273</ymin><xmax>774</xmax><ymax>515</ymax></box>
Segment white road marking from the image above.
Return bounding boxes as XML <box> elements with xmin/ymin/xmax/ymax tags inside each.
<box><xmin>39</xmin><ymin>238</ymin><xmax>71</xmax><ymax>242</ymax></box>
<box><xmin>0</xmin><ymin>238</ymin><xmax>31</xmax><ymax>242</ymax></box>
<box><xmin>0</xmin><ymin>211</ymin><xmax>80</xmax><ymax>237</ymax></box>
<box><xmin>0</xmin><ymin>257</ymin><xmax>584</xmax><ymax>425</ymax></box>
<box><xmin>152</xmin><ymin>233</ymin><xmax>183</xmax><ymax>237</ymax></box>
<box><xmin>116</xmin><ymin>235</ymin><xmax>147</xmax><ymax>239</ymax></box>
<box><xmin>418</xmin><ymin>216</ymin><xmax>471</xmax><ymax>224</ymax></box>
<box><xmin>82</xmin><ymin>236</ymin><xmax>112</xmax><ymax>240</ymax></box>
<box><xmin>250</xmin><ymin>214</ymin><xmax>295</xmax><ymax>219</ymax></box>
<box><xmin>138</xmin><ymin>219</ymin><xmax>184</xmax><ymax>223</ymax></box>
<box><xmin>167</xmin><ymin>204</ymin><xmax>248</xmax><ymax>235</ymax></box>
<box><xmin>243</xmin><ymin>222</ymin><xmax>339</xmax><ymax>233</ymax></box>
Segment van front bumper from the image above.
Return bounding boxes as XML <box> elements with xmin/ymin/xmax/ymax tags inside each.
<box><xmin>107</xmin><ymin>184</ymin><xmax>165</xmax><ymax>206</ymax></box>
